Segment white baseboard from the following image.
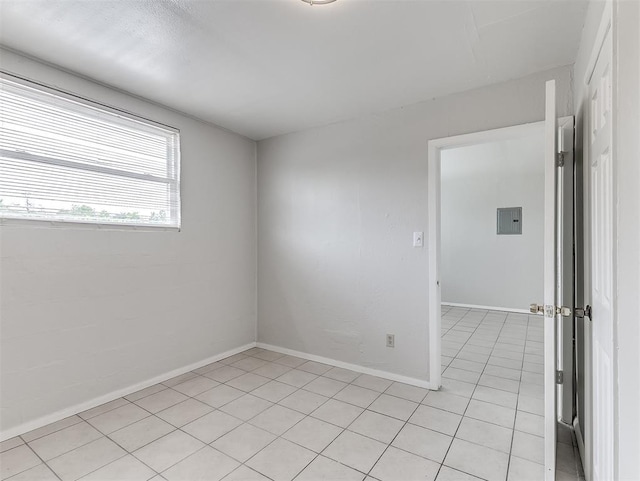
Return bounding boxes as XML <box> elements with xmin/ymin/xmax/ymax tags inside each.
<box><xmin>0</xmin><ymin>342</ymin><xmax>256</xmax><ymax>442</ymax></box>
<box><xmin>256</xmin><ymin>342</ymin><xmax>436</xmax><ymax>390</ymax></box>
<box><xmin>442</xmin><ymin>302</ymin><xmax>530</xmax><ymax>315</ymax></box>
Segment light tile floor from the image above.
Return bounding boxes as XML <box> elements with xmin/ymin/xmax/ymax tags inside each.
<box><xmin>1</xmin><ymin>307</ymin><xmax>586</xmax><ymax>481</ymax></box>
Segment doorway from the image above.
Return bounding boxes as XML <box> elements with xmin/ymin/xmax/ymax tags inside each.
<box><xmin>427</xmin><ymin>120</ymin><xmax>584</xmax><ymax>480</ymax></box>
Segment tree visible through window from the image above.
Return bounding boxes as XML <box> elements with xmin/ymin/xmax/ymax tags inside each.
<box><xmin>0</xmin><ymin>76</ymin><xmax>181</xmax><ymax>228</ymax></box>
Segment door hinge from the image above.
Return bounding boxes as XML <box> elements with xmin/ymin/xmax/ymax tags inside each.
<box><xmin>575</xmin><ymin>305</ymin><xmax>592</xmax><ymax>320</ymax></box>
<box><xmin>556</xmin><ymin>152</ymin><xmax>566</xmax><ymax>167</ymax></box>
<box><xmin>556</xmin><ymin>370</ymin><xmax>564</xmax><ymax>384</ymax></box>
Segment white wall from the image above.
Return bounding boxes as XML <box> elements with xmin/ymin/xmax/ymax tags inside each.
<box><xmin>573</xmin><ymin>1</ymin><xmax>640</xmax><ymax>478</ymax></box>
<box><xmin>440</xmin><ymin>132</ymin><xmax>544</xmax><ymax>311</ymax></box>
<box><xmin>0</xmin><ymin>50</ymin><xmax>257</xmax><ymax>435</ymax></box>
<box><xmin>257</xmin><ymin>66</ymin><xmax>573</xmax><ymax>383</ymax></box>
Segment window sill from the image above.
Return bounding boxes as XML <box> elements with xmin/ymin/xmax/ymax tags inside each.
<box><xmin>0</xmin><ymin>217</ymin><xmax>181</xmax><ymax>232</ymax></box>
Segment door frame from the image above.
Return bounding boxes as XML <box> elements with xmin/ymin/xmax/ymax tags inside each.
<box><xmin>557</xmin><ymin>115</ymin><xmax>576</xmax><ymax>426</ymax></box>
<box><xmin>427</xmin><ymin>117</ymin><xmax>573</xmax><ymax>446</ymax></box>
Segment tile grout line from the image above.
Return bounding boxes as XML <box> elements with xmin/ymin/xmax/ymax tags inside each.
<box><xmin>502</xmin><ymin>313</ymin><xmax>531</xmax><ymax>481</ymax></box>
<box><xmin>359</xmin><ymin>388</ymin><xmax>428</xmax><ymax>480</ymax></box>
<box><xmin>43</xmin><ymin>390</ymin><xmax>185</xmax><ymax>480</ymax></box>
<box><xmin>35</xmin><ymin>367</ymin><xmax>270</xmax><ymax>479</ymax></box>
<box><xmin>155</xmin><ymin>352</ymin><xmax>364</xmax><ymax>480</ymax></box>
<box><xmin>440</xmin><ymin>310</ymin><xmax>543</xmax><ymax>479</ymax></box>
<box><xmin>25</xmin><ymin>358</ymin><xmax>271</xmax><ymax>479</ymax></box>
<box><xmin>230</xmin><ymin>352</ymin><xmax>433</xmax><ymax>480</ymax></box>
<box><xmin>434</xmin><ymin>307</ymin><xmax>497</xmax><ymax>480</ymax></box>
<box><xmin>6</xmin><ymin>441</ymin><xmax>65</xmax><ymax>481</ymax></box>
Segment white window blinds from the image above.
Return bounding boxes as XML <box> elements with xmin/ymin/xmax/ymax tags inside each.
<box><xmin>0</xmin><ymin>76</ymin><xmax>181</xmax><ymax>228</ymax></box>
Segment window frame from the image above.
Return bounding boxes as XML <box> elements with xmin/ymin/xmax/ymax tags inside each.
<box><xmin>0</xmin><ymin>72</ymin><xmax>182</xmax><ymax>231</ymax></box>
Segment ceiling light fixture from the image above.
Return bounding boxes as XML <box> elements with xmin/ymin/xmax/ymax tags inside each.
<box><xmin>301</xmin><ymin>0</ymin><xmax>337</xmax><ymax>5</ymax></box>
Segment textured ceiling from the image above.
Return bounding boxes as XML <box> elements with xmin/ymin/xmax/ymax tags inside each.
<box><xmin>0</xmin><ymin>0</ymin><xmax>588</xmax><ymax>140</ymax></box>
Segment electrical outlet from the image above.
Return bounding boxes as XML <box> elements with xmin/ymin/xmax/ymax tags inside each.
<box><xmin>386</xmin><ymin>334</ymin><xmax>395</xmax><ymax>348</ymax></box>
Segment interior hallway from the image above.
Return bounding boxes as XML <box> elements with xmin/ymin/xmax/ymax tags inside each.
<box><xmin>1</xmin><ymin>307</ymin><xmax>585</xmax><ymax>481</ymax></box>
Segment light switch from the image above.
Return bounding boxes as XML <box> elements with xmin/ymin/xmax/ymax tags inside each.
<box><xmin>413</xmin><ymin>231</ymin><xmax>424</xmax><ymax>247</ymax></box>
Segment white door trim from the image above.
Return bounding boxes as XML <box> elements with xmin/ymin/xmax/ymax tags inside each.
<box><xmin>584</xmin><ymin>0</ymin><xmax>613</xmax><ymax>87</ymax></box>
<box><xmin>543</xmin><ymin>79</ymin><xmax>558</xmax><ymax>481</ymax></box>
<box><xmin>427</xmin><ymin>139</ymin><xmax>442</xmax><ymax>389</ymax></box>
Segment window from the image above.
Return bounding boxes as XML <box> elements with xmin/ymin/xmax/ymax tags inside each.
<box><xmin>0</xmin><ymin>76</ymin><xmax>181</xmax><ymax>228</ymax></box>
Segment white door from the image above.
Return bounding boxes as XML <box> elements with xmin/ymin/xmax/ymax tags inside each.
<box><xmin>539</xmin><ymin>80</ymin><xmax>577</xmax><ymax>481</ymax></box>
<box><xmin>542</xmin><ymin>79</ymin><xmax>559</xmax><ymax>481</ymax></box>
<box><xmin>589</xmin><ymin>28</ymin><xmax>614</xmax><ymax>481</ymax></box>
